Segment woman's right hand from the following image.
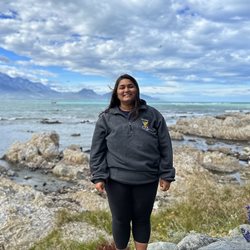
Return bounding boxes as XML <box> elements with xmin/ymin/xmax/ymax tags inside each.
<box><xmin>95</xmin><ymin>181</ymin><xmax>105</xmax><ymax>192</ymax></box>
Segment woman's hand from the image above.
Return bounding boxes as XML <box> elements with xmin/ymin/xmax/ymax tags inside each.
<box><xmin>95</xmin><ymin>181</ymin><xmax>105</xmax><ymax>192</ymax></box>
<box><xmin>159</xmin><ymin>179</ymin><xmax>171</xmax><ymax>191</ymax></box>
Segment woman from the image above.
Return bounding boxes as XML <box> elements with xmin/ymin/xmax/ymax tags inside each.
<box><xmin>90</xmin><ymin>74</ymin><xmax>175</xmax><ymax>250</ymax></box>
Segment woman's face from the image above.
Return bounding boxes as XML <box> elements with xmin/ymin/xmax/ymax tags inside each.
<box><xmin>117</xmin><ymin>78</ymin><xmax>137</xmax><ymax>106</ymax></box>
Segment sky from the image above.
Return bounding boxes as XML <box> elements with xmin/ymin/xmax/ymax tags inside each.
<box><xmin>0</xmin><ymin>0</ymin><xmax>250</xmax><ymax>102</ymax></box>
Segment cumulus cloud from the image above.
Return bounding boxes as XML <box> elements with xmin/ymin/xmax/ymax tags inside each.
<box><xmin>0</xmin><ymin>0</ymin><xmax>249</xmax><ymax>100</ymax></box>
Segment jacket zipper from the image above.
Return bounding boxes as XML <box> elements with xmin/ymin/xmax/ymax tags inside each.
<box><xmin>129</xmin><ymin>122</ymin><xmax>133</xmax><ymax>133</ymax></box>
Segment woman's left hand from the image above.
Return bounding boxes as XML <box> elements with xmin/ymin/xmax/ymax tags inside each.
<box><xmin>159</xmin><ymin>179</ymin><xmax>171</xmax><ymax>191</ymax></box>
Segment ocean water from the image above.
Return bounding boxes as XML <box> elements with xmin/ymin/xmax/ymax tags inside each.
<box><xmin>0</xmin><ymin>99</ymin><xmax>250</xmax><ymax>157</ymax></box>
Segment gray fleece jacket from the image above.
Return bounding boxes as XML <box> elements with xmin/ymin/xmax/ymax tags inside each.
<box><xmin>89</xmin><ymin>101</ymin><xmax>175</xmax><ymax>185</ymax></box>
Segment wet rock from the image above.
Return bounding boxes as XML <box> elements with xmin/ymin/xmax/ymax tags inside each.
<box><xmin>80</xmin><ymin>119</ymin><xmax>90</xmax><ymax>124</ymax></box>
<box><xmin>24</xmin><ymin>175</ymin><xmax>32</xmax><ymax>180</ymax></box>
<box><xmin>40</xmin><ymin>118</ymin><xmax>61</xmax><ymax>124</ymax></box>
<box><xmin>71</xmin><ymin>133</ymin><xmax>81</xmax><ymax>137</ymax></box>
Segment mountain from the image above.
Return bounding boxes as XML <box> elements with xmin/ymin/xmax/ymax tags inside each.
<box><xmin>71</xmin><ymin>88</ymin><xmax>100</xmax><ymax>99</ymax></box>
<box><xmin>0</xmin><ymin>72</ymin><xmax>157</xmax><ymax>100</ymax></box>
<box><xmin>0</xmin><ymin>72</ymin><xmax>58</xmax><ymax>98</ymax></box>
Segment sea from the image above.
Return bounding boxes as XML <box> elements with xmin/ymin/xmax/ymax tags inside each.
<box><xmin>1</xmin><ymin>99</ymin><xmax>250</xmax><ymax>158</ymax></box>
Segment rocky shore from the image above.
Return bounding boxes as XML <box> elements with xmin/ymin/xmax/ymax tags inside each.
<box><xmin>0</xmin><ymin>112</ymin><xmax>250</xmax><ymax>250</ymax></box>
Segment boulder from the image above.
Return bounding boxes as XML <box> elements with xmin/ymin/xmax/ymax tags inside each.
<box><xmin>177</xmin><ymin>232</ymin><xmax>218</xmax><ymax>250</ymax></box>
<box><xmin>62</xmin><ymin>145</ymin><xmax>88</xmax><ymax>165</ymax></box>
<box><xmin>52</xmin><ymin>163</ymin><xmax>85</xmax><ymax>179</ymax></box>
<box><xmin>52</xmin><ymin>145</ymin><xmax>89</xmax><ymax>179</ymax></box>
<box><xmin>172</xmin><ymin>113</ymin><xmax>250</xmax><ymax>141</ymax></box>
<box><xmin>148</xmin><ymin>242</ymin><xmax>177</xmax><ymax>250</ymax></box>
<box><xmin>199</xmin><ymin>236</ymin><xmax>250</xmax><ymax>250</ymax></box>
<box><xmin>3</xmin><ymin>131</ymin><xmax>60</xmax><ymax>169</ymax></box>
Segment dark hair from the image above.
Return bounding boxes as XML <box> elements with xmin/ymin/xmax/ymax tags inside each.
<box><xmin>102</xmin><ymin>74</ymin><xmax>142</xmax><ymax>119</ymax></box>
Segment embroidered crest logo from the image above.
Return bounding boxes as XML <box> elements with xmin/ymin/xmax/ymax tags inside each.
<box><xmin>141</xmin><ymin>119</ymin><xmax>149</xmax><ymax>130</ymax></box>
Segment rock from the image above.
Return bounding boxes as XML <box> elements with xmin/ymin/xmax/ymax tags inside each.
<box><xmin>52</xmin><ymin>163</ymin><xmax>85</xmax><ymax>179</ymax></box>
<box><xmin>173</xmin><ymin>146</ymin><xmax>206</xmax><ymax>175</ymax></box>
<box><xmin>243</xmin><ymin>147</ymin><xmax>250</xmax><ymax>156</ymax></box>
<box><xmin>40</xmin><ymin>118</ymin><xmax>61</xmax><ymax>124</ymax></box>
<box><xmin>206</xmin><ymin>139</ymin><xmax>217</xmax><ymax>145</ymax></box>
<box><xmin>0</xmin><ymin>177</ymin><xmax>56</xmax><ymax>250</ymax></box>
<box><xmin>240</xmin><ymin>224</ymin><xmax>250</xmax><ymax>242</ymax></box>
<box><xmin>71</xmin><ymin>133</ymin><xmax>81</xmax><ymax>137</ymax></box>
<box><xmin>198</xmin><ymin>236</ymin><xmax>250</xmax><ymax>250</ymax></box>
<box><xmin>61</xmin><ymin>221</ymin><xmax>112</xmax><ymax>244</ymax></box>
<box><xmin>80</xmin><ymin>120</ymin><xmax>90</xmax><ymax>124</ymax></box>
<box><xmin>239</xmin><ymin>154</ymin><xmax>250</xmax><ymax>162</ymax></box>
<box><xmin>148</xmin><ymin>242</ymin><xmax>177</xmax><ymax>250</ymax></box>
<box><xmin>30</xmin><ymin>132</ymin><xmax>60</xmax><ymax>159</ymax></box>
<box><xmin>177</xmin><ymin>232</ymin><xmax>218</xmax><ymax>250</ymax></box>
<box><xmin>52</xmin><ymin>145</ymin><xmax>89</xmax><ymax>179</ymax></box>
<box><xmin>172</xmin><ymin>113</ymin><xmax>250</xmax><ymax>141</ymax></box>
<box><xmin>62</xmin><ymin>146</ymin><xmax>89</xmax><ymax>165</ymax></box>
<box><xmin>240</xmin><ymin>147</ymin><xmax>250</xmax><ymax>162</ymax></box>
<box><xmin>7</xmin><ymin>169</ymin><xmax>16</xmax><ymax>177</ymax></box>
<box><xmin>0</xmin><ymin>175</ymin><xmax>112</xmax><ymax>249</ymax></box>
<box><xmin>24</xmin><ymin>175</ymin><xmax>32</xmax><ymax>180</ymax></box>
<box><xmin>229</xmin><ymin>224</ymin><xmax>250</xmax><ymax>237</ymax></box>
<box><xmin>0</xmin><ymin>165</ymin><xmax>6</xmax><ymax>175</ymax></box>
<box><xmin>169</xmin><ymin>131</ymin><xmax>184</xmax><ymax>141</ymax></box>
<box><xmin>199</xmin><ymin>151</ymin><xmax>241</xmax><ymax>173</ymax></box>
<box><xmin>207</xmin><ymin>147</ymin><xmax>235</xmax><ymax>156</ymax></box>
<box><xmin>71</xmin><ymin>189</ymin><xmax>109</xmax><ymax>211</ymax></box>
<box><xmin>3</xmin><ymin>131</ymin><xmax>60</xmax><ymax>169</ymax></box>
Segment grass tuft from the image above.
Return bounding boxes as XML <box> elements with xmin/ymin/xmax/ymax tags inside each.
<box><xmin>151</xmin><ymin>171</ymin><xmax>250</xmax><ymax>242</ymax></box>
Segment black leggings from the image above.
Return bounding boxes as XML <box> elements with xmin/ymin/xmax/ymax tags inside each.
<box><xmin>105</xmin><ymin>179</ymin><xmax>158</xmax><ymax>249</ymax></box>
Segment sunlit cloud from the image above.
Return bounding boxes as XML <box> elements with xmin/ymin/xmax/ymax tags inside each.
<box><xmin>0</xmin><ymin>0</ymin><xmax>250</xmax><ymax>101</ymax></box>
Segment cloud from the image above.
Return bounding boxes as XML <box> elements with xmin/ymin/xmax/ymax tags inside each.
<box><xmin>0</xmin><ymin>0</ymin><xmax>249</xmax><ymax>101</ymax></box>
<box><xmin>0</xmin><ymin>55</ymin><xmax>9</xmax><ymax>63</ymax></box>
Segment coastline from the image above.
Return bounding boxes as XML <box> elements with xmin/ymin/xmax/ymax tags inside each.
<box><xmin>0</xmin><ymin>110</ymin><xmax>250</xmax><ymax>249</ymax></box>
<box><xmin>1</xmin><ymin>99</ymin><xmax>250</xmax><ymax>157</ymax></box>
